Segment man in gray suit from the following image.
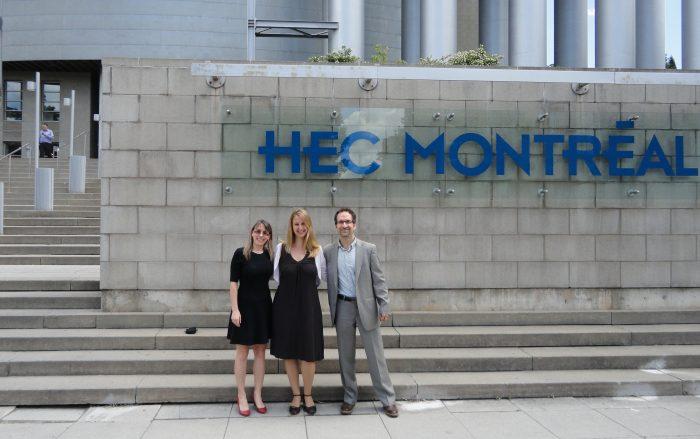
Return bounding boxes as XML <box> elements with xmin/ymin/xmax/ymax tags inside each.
<box><xmin>323</xmin><ymin>207</ymin><xmax>398</xmax><ymax>418</ymax></box>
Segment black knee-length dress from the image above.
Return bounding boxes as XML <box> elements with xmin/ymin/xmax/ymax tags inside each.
<box><xmin>227</xmin><ymin>248</ymin><xmax>273</xmax><ymax>346</ymax></box>
<box><xmin>270</xmin><ymin>246</ymin><xmax>324</xmax><ymax>362</ymax></box>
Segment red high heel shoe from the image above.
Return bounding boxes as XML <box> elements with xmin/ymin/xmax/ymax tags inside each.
<box><xmin>254</xmin><ymin>403</ymin><xmax>267</xmax><ymax>414</ymax></box>
<box><xmin>237</xmin><ymin>396</ymin><xmax>251</xmax><ymax>417</ymax></box>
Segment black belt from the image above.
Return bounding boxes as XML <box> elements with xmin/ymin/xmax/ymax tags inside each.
<box><xmin>337</xmin><ymin>294</ymin><xmax>356</xmax><ymax>302</ymax></box>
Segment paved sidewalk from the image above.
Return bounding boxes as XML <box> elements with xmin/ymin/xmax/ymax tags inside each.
<box><xmin>0</xmin><ymin>265</ymin><xmax>99</xmax><ymax>281</ymax></box>
<box><xmin>1</xmin><ymin>396</ymin><xmax>700</xmax><ymax>439</ymax></box>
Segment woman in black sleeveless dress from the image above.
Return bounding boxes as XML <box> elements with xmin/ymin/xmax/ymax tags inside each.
<box><xmin>227</xmin><ymin>219</ymin><xmax>273</xmax><ymax>417</ymax></box>
<box><xmin>271</xmin><ymin>208</ymin><xmax>326</xmax><ymax>415</ymax></box>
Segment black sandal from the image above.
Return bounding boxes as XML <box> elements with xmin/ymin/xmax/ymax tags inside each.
<box><xmin>289</xmin><ymin>394</ymin><xmax>302</xmax><ymax>415</ymax></box>
<box><xmin>303</xmin><ymin>394</ymin><xmax>316</xmax><ymax>415</ymax></box>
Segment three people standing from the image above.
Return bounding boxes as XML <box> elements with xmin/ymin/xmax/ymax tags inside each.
<box><xmin>227</xmin><ymin>207</ymin><xmax>397</xmax><ymax>417</ymax></box>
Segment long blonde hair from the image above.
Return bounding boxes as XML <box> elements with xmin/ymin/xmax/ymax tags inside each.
<box><xmin>243</xmin><ymin>219</ymin><xmax>273</xmax><ymax>261</ymax></box>
<box><xmin>284</xmin><ymin>208</ymin><xmax>320</xmax><ymax>257</ymax></box>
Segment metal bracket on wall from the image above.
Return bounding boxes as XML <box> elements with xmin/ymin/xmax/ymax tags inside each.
<box><xmin>358</xmin><ymin>78</ymin><xmax>379</xmax><ymax>91</ymax></box>
<box><xmin>206</xmin><ymin>76</ymin><xmax>225</xmax><ymax>89</ymax></box>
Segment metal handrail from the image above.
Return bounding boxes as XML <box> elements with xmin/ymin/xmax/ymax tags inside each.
<box><xmin>0</xmin><ymin>143</ymin><xmax>32</xmax><ymax>189</ymax></box>
<box><xmin>75</xmin><ymin>130</ymin><xmax>89</xmax><ymax>157</ymax></box>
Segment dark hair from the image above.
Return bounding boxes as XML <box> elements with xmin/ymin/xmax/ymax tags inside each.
<box><xmin>334</xmin><ymin>207</ymin><xmax>357</xmax><ymax>224</ymax></box>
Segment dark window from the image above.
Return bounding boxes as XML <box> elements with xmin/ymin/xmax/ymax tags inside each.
<box><xmin>42</xmin><ymin>83</ymin><xmax>60</xmax><ymax>121</ymax></box>
<box><xmin>4</xmin><ymin>80</ymin><xmax>23</xmax><ymax>121</ymax></box>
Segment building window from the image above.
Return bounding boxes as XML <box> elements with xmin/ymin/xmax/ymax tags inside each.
<box><xmin>4</xmin><ymin>80</ymin><xmax>23</xmax><ymax>121</ymax></box>
<box><xmin>42</xmin><ymin>83</ymin><xmax>60</xmax><ymax>121</ymax></box>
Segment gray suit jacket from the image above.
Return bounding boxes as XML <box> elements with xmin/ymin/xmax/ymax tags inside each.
<box><xmin>323</xmin><ymin>239</ymin><xmax>390</xmax><ymax>331</ymax></box>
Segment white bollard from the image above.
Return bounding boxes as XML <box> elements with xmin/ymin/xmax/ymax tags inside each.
<box><xmin>69</xmin><ymin>155</ymin><xmax>86</xmax><ymax>193</ymax></box>
<box><xmin>34</xmin><ymin>167</ymin><xmax>54</xmax><ymax>211</ymax></box>
<box><xmin>0</xmin><ymin>182</ymin><xmax>4</xmax><ymax>235</ymax></box>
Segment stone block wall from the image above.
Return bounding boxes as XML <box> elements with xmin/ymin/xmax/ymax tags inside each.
<box><xmin>100</xmin><ymin>58</ymin><xmax>700</xmax><ymax>311</ymax></box>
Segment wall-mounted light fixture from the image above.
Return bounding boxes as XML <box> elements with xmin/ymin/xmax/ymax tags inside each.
<box><xmin>571</xmin><ymin>82</ymin><xmax>590</xmax><ymax>95</ymax></box>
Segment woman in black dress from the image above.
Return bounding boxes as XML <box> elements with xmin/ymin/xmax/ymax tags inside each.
<box><xmin>271</xmin><ymin>208</ymin><xmax>326</xmax><ymax>415</ymax></box>
<box><xmin>227</xmin><ymin>219</ymin><xmax>274</xmax><ymax>417</ymax></box>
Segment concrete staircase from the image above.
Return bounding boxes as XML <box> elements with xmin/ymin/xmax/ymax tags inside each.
<box><xmin>0</xmin><ymin>303</ymin><xmax>699</xmax><ymax>405</ymax></box>
<box><xmin>2</xmin><ymin>157</ymin><xmax>700</xmax><ymax>405</ymax></box>
<box><xmin>0</xmin><ymin>158</ymin><xmax>100</xmax><ymax>266</ymax></box>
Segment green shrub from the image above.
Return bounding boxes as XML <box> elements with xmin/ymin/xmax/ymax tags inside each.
<box><xmin>370</xmin><ymin>44</ymin><xmax>390</xmax><ymax>64</ymax></box>
<box><xmin>419</xmin><ymin>45</ymin><xmax>501</xmax><ymax>66</ymax></box>
<box><xmin>308</xmin><ymin>46</ymin><xmax>360</xmax><ymax>63</ymax></box>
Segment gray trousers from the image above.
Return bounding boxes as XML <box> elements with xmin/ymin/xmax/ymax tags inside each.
<box><xmin>335</xmin><ymin>299</ymin><xmax>396</xmax><ymax>406</ymax></box>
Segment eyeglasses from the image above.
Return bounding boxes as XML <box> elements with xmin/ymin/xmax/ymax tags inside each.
<box><xmin>252</xmin><ymin>230</ymin><xmax>270</xmax><ymax>236</ymax></box>
<box><xmin>336</xmin><ymin>220</ymin><xmax>354</xmax><ymax>225</ymax></box>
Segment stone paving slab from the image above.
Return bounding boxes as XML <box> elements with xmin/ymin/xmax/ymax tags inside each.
<box><xmin>1</xmin><ymin>396</ymin><xmax>700</xmax><ymax>439</ymax></box>
<box><xmin>3</xmin><ymin>407</ymin><xmax>86</xmax><ymax>422</ymax></box>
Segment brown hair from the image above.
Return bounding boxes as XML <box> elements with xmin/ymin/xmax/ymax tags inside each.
<box><xmin>334</xmin><ymin>207</ymin><xmax>357</xmax><ymax>224</ymax></box>
<box><xmin>284</xmin><ymin>208</ymin><xmax>320</xmax><ymax>257</ymax></box>
<box><xmin>243</xmin><ymin>219</ymin><xmax>273</xmax><ymax>261</ymax></box>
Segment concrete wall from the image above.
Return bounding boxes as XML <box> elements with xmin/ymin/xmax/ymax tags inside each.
<box><xmin>99</xmin><ymin>59</ymin><xmax>700</xmax><ymax>312</ymax></box>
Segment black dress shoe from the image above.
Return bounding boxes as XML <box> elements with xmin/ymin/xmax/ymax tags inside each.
<box><xmin>340</xmin><ymin>402</ymin><xmax>355</xmax><ymax>415</ymax></box>
<box><xmin>289</xmin><ymin>394</ymin><xmax>301</xmax><ymax>415</ymax></box>
<box><xmin>303</xmin><ymin>394</ymin><xmax>316</xmax><ymax>415</ymax></box>
<box><xmin>383</xmin><ymin>404</ymin><xmax>399</xmax><ymax>418</ymax></box>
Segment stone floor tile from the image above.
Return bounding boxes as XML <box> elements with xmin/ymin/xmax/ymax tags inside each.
<box><xmin>3</xmin><ymin>407</ymin><xmax>86</xmax><ymax>422</ymax></box>
<box><xmin>454</xmin><ymin>411</ymin><xmax>558</xmax><ymax>439</ymax></box>
<box><xmin>598</xmin><ymin>407</ymin><xmax>700</xmax><ymax>437</ymax></box>
<box><xmin>225</xmin><ymin>417</ymin><xmax>306</xmax><ymax>439</ymax></box>
<box><xmin>0</xmin><ymin>406</ymin><xmax>15</xmax><ymax>419</ymax></box>
<box><xmin>80</xmin><ymin>404</ymin><xmax>161</xmax><ymax>423</ymax></box>
<box><xmin>59</xmin><ymin>421</ymin><xmax>151</xmax><ymax>439</ymax></box>
<box><xmin>380</xmin><ymin>404</ymin><xmax>473</xmax><ymax>439</ymax></box>
<box><xmin>511</xmin><ymin>397</ymin><xmax>589</xmax><ymax>411</ymax></box>
<box><xmin>577</xmin><ymin>396</ymin><xmax>654</xmax><ymax>409</ymax></box>
<box><xmin>443</xmin><ymin>399</ymin><xmax>519</xmax><ymax>413</ymax></box>
<box><xmin>664</xmin><ymin>406</ymin><xmax>700</xmax><ymax>425</ymax></box>
<box><xmin>641</xmin><ymin>395</ymin><xmax>700</xmax><ymax>408</ymax></box>
<box><xmin>526</xmin><ymin>408</ymin><xmax>639</xmax><ymax>439</ymax></box>
<box><xmin>306</xmin><ymin>414</ymin><xmax>389</xmax><ymax>439</ymax></box>
<box><xmin>155</xmin><ymin>403</ymin><xmax>231</xmax><ymax>420</ymax></box>
<box><xmin>314</xmin><ymin>401</ymin><xmax>377</xmax><ymax>416</ymax></box>
<box><xmin>141</xmin><ymin>418</ymin><xmax>229</xmax><ymax>439</ymax></box>
<box><xmin>0</xmin><ymin>422</ymin><xmax>72</xmax><ymax>439</ymax></box>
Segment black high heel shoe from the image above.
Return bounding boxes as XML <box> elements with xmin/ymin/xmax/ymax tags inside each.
<box><xmin>289</xmin><ymin>394</ymin><xmax>302</xmax><ymax>415</ymax></box>
<box><xmin>303</xmin><ymin>394</ymin><xmax>316</xmax><ymax>415</ymax></box>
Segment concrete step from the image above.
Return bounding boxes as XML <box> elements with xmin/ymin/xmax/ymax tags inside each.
<box><xmin>1</xmin><ymin>310</ymin><xmax>699</xmax><ymax>330</ymax></box>
<box><xmin>0</xmin><ymin>369</ymin><xmax>695</xmax><ymax>405</ymax></box>
<box><xmin>5</xmin><ymin>206</ymin><xmax>100</xmax><ymax>213</ymax></box>
<box><xmin>0</xmin><ymin>244</ymin><xmax>99</xmax><ymax>255</ymax></box>
<box><xmin>2</xmin><ymin>226</ymin><xmax>99</xmax><ymax>235</ymax></box>
<box><xmin>2</xmin><ymin>345</ymin><xmax>700</xmax><ymax>376</ymax></box>
<box><xmin>3</xmin><ymin>218</ymin><xmax>100</xmax><ymax>226</ymax></box>
<box><xmin>2</xmin><ymin>325</ymin><xmax>700</xmax><ymax>351</ymax></box>
<box><xmin>3</xmin><ymin>199</ymin><xmax>100</xmax><ymax>206</ymax></box>
<box><xmin>0</xmin><ymin>279</ymin><xmax>100</xmax><ymax>291</ymax></box>
<box><xmin>0</xmin><ymin>235</ymin><xmax>99</xmax><ymax>244</ymax></box>
<box><xmin>0</xmin><ymin>292</ymin><xmax>101</xmax><ymax>309</ymax></box>
<box><xmin>0</xmin><ymin>255</ymin><xmax>100</xmax><ymax>265</ymax></box>
<box><xmin>4</xmin><ymin>210</ymin><xmax>101</xmax><ymax>218</ymax></box>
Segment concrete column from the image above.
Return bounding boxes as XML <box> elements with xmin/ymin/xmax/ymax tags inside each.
<box><xmin>69</xmin><ymin>155</ymin><xmax>86</xmax><ymax>194</ymax></box>
<box><xmin>683</xmin><ymin>0</ymin><xmax>700</xmax><ymax>69</ymax></box>
<box><xmin>636</xmin><ymin>0</ymin><xmax>665</xmax><ymax>69</ymax></box>
<box><xmin>402</xmin><ymin>0</ymin><xmax>421</xmax><ymax>64</ymax></box>
<box><xmin>596</xmin><ymin>0</ymin><xmax>636</xmax><ymax>68</ymax></box>
<box><xmin>479</xmin><ymin>0</ymin><xmax>509</xmax><ymax>64</ymax></box>
<box><xmin>554</xmin><ymin>0</ymin><xmax>587</xmax><ymax>67</ymax></box>
<box><xmin>509</xmin><ymin>0</ymin><xmax>547</xmax><ymax>67</ymax></box>
<box><xmin>420</xmin><ymin>0</ymin><xmax>457</xmax><ymax>59</ymax></box>
<box><xmin>34</xmin><ymin>167</ymin><xmax>53</xmax><ymax>211</ymax></box>
<box><xmin>329</xmin><ymin>0</ymin><xmax>365</xmax><ymax>59</ymax></box>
